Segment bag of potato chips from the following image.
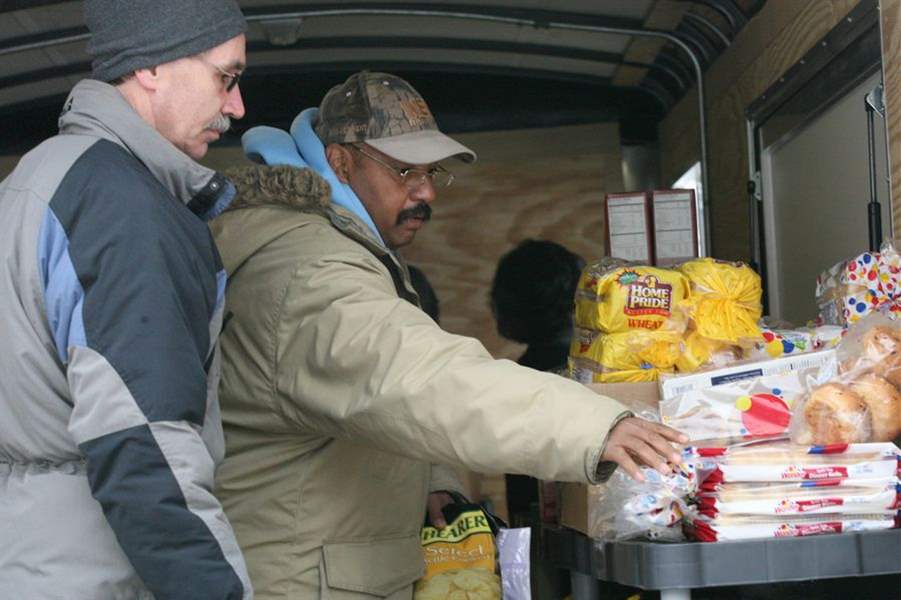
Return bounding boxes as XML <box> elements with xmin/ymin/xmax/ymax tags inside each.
<box><xmin>414</xmin><ymin>497</ymin><xmax>503</xmax><ymax>600</ymax></box>
<box><xmin>574</xmin><ymin>262</ymin><xmax>690</xmax><ymax>335</ymax></box>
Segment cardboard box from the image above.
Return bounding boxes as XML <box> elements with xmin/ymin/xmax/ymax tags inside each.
<box><xmin>558</xmin><ymin>381</ymin><xmax>660</xmax><ymax>535</ymax></box>
<box><xmin>658</xmin><ymin>350</ymin><xmax>835</xmax><ymax>401</ymax></box>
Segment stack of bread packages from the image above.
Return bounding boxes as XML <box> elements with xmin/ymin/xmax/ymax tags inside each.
<box><xmin>570</xmin><ymin>258</ymin><xmax>770</xmax><ymax>541</ymax></box>
<box><xmin>568</xmin><ymin>258</ymin><xmax>689</xmax><ymax>383</ymax></box>
<box><xmin>683</xmin><ymin>322</ymin><xmax>901</xmax><ymax>542</ymax></box>
<box><xmin>684</xmin><ymin>441</ymin><xmax>900</xmax><ymax>542</ymax></box>
<box><xmin>568</xmin><ymin>257</ymin><xmax>763</xmax><ymax>383</ymax></box>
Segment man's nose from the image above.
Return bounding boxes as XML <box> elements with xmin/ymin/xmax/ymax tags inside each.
<box><xmin>223</xmin><ymin>84</ymin><xmax>245</xmax><ymax>120</ymax></box>
<box><xmin>411</xmin><ymin>175</ymin><xmax>437</xmax><ymax>204</ymax></box>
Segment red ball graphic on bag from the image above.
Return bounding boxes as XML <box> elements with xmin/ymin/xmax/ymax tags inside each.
<box><xmin>735</xmin><ymin>390</ymin><xmax>791</xmax><ymax>436</ymax></box>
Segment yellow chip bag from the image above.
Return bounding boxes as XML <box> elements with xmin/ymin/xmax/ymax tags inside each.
<box><xmin>568</xmin><ymin>329</ymin><xmax>679</xmax><ymax>382</ymax></box>
<box><xmin>414</xmin><ymin>503</ymin><xmax>501</xmax><ymax>600</ymax></box>
<box><xmin>679</xmin><ymin>258</ymin><xmax>763</xmax><ymax>343</ymax></box>
<box><xmin>574</xmin><ymin>264</ymin><xmax>690</xmax><ymax>334</ymax></box>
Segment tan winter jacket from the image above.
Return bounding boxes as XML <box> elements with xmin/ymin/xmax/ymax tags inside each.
<box><xmin>210</xmin><ymin>165</ymin><xmax>630</xmax><ymax>599</ymax></box>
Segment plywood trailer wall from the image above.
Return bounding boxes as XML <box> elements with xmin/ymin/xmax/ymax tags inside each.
<box><xmin>658</xmin><ymin>0</ymin><xmax>862</xmax><ymax>262</ymax></box>
<box><xmin>402</xmin><ymin>123</ymin><xmax>623</xmax><ymax>360</ymax></box>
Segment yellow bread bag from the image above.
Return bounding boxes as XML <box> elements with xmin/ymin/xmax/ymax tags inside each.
<box><xmin>574</xmin><ymin>263</ymin><xmax>691</xmax><ymax>334</ymax></box>
<box><xmin>569</xmin><ymin>328</ymin><xmax>680</xmax><ymax>382</ymax></box>
<box><xmin>679</xmin><ymin>258</ymin><xmax>763</xmax><ymax>344</ymax></box>
<box><xmin>675</xmin><ymin>330</ymin><xmax>742</xmax><ymax>373</ymax></box>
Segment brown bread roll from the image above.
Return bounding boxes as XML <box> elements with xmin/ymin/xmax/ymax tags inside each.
<box><xmin>852</xmin><ymin>327</ymin><xmax>901</xmax><ymax>388</ymax></box>
<box><xmin>872</xmin><ymin>350</ymin><xmax>901</xmax><ymax>389</ymax></box>
<box><xmin>803</xmin><ymin>383</ymin><xmax>870</xmax><ymax>444</ymax></box>
<box><xmin>862</xmin><ymin>326</ymin><xmax>901</xmax><ymax>361</ymax></box>
<box><xmin>850</xmin><ymin>374</ymin><xmax>901</xmax><ymax>441</ymax></box>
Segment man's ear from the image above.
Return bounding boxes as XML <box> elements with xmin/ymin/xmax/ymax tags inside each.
<box><xmin>326</xmin><ymin>144</ymin><xmax>353</xmax><ymax>184</ymax></box>
<box><xmin>132</xmin><ymin>66</ymin><xmax>162</xmax><ymax>91</ymax></box>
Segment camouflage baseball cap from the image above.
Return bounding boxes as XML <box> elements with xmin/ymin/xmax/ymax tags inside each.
<box><xmin>315</xmin><ymin>71</ymin><xmax>476</xmax><ymax>165</ymax></box>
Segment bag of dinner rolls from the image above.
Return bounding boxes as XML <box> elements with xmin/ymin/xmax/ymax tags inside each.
<box><xmin>791</xmin><ymin>319</ymin><xmax>901</xmax><ymax>445</ymax></box>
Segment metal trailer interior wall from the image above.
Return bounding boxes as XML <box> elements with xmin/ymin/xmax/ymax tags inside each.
<box><xmin>762</xmin><ymin>71</ymin><xmax>890</xmax><ymax>324</ymax></box>
<box><xmin>658</xmin><ymin>0</ymin><xmax>863</xmax><ymax>262</ymax></box>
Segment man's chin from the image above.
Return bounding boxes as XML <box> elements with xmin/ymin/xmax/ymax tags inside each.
<box><xmin>185</xmin><ymin>144</ymin><xmax>209</xmax><ymax>160</ymax></box>
<box><xmin>191</xmin><ymin>130</ymin><xmax>223</xmax><ymax>156</ymax></box>
<box><xmin>387</xmin><ymin>229</ymin><xmax>419</xmax><ymax>249</ymax></box>
<box><xmin>184</xmin><ymin>135</ymin><xmax>218</xmax><ymax>159</ymax></box>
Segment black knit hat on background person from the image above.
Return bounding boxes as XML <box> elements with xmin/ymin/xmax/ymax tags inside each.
<box><xmin>84</xmin><ymin>0</ymin><xmax>247</xmax><ymax>83</ymax></box>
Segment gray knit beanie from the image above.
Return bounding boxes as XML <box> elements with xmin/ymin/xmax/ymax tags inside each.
<box><xmin>85</xmin><ymin>0</ymin><xmax>247</xmax><ymax>82</ymax></box>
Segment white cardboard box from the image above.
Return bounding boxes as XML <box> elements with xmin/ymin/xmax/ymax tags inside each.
<box><xmin>658</xmin><ymin>349</ymin><xmax>836</xmax><ymax>401</ymax></box>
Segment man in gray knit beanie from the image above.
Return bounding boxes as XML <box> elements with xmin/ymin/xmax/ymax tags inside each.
<box><xmin>84</xmin><ymin>0</ymin><xmax>248</xmax><ymax>159</ymax></box>
<box><xmin>86</xmin><ymin>0</ymin><xmax>246</xmax><ymax>83</ymax></box>
<box><xmin>0</xmin><ymin>1</ymin><xmax>253</xmax><ymax>599</ymax></box>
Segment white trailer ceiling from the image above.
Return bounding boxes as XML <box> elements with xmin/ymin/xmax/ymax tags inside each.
<box><xmin>0</xmin><ymin>0</ymin><xmax>763</xmax><ymax>151</ymax></box>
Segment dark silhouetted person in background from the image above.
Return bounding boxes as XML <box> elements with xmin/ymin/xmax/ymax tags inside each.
<box><xmin>491</xmin><ymin>238</ymin><xmax>585</xmax><ymax>599</ymax></box>
<box><xmin>491</xmin><ymin>239</ymin><xmax>585</xmax><ymax>373</ymax></box>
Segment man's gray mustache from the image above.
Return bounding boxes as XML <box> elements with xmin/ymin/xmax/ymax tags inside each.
<box><xmin>207</xmin><ymin>114</ymin><xmax>231</xmax><ymax>134</ymax></box>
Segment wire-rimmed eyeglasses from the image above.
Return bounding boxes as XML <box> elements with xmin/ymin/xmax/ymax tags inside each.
<box><xmin>348</xmin><ymin>144</ymin><xmax>454</xmax><ymax>189</ymax></box>
<box><xmin>196</xmin><ymin>57</ymin><xmax>242</xmax><ymax>93</ymax></box>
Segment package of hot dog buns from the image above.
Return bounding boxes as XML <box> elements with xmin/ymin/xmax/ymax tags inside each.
<box><xmin>691</xmin><ymin>441</ymin><xmax>900</xmax><ymax>484</ymax></box>
<box><xmin>685</xmin><ymin>513</ymin><xmax>897</xmax><ymax>542</ymax></box>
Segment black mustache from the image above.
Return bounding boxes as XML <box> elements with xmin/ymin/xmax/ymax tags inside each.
<box><xmin>396</xmin><ymin>203</ymin><xmax>432</xmax><ymax>225</ymax></box>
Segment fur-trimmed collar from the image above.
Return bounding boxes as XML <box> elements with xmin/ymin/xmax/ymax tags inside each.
<box><xmin>224</xmin><ymin>164</ymin><xmax>332</xmax><ymax>212</ymax></box>
<box><xmin>213</xmin><ymin>163</ymin><xmax>417</xmax><ymax>302</ymax></box>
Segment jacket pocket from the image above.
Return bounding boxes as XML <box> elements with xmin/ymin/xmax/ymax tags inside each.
<box><xmin>322</xmin><ymin>534</ymin><xmax>424</xmax><ymax>597</ymax></box>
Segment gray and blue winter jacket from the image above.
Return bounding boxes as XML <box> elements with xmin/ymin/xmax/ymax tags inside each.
<box><xmin>0</xmin><ymin>80</ymin><xmax>252</xmax><ymax>599</ymax></box>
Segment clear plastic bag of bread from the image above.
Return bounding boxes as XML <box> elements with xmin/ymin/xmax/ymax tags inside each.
<box><xmin>790</xmin><ymin>313</ymin><xmax>901</xmax><ymax>445</ymax></box>
<box><xmin>589</xmin><ymin>413</ymin><xmax>696</xmax><ymax>542</ymax></box>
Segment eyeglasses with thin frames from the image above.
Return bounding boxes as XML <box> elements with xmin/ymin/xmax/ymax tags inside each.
<box><xmin>348</xmin><ymin>144</ymin><xmax>454</xmax><ymax>189</ymax></box>
<box><xmin>196</xmin><ymin>57</ymin><xmax>242</xmax><ymax>93</ymax></box>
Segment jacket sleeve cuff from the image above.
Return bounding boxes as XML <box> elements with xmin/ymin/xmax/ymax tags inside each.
<box><xmin>585</xmin><ymin>410</ymin><xmax>633</xmax><ymax>484</ymax></box>
<box><xmin>428</xmin><ymin>464</ymin><xmax>466</xmax><ymax>495</ymax></box>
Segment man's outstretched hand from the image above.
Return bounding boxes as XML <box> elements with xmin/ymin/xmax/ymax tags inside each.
<box><xmin>601</xmin><ymin>417</ymin><xmax>689</xmax><ymax>482</ymax></box>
